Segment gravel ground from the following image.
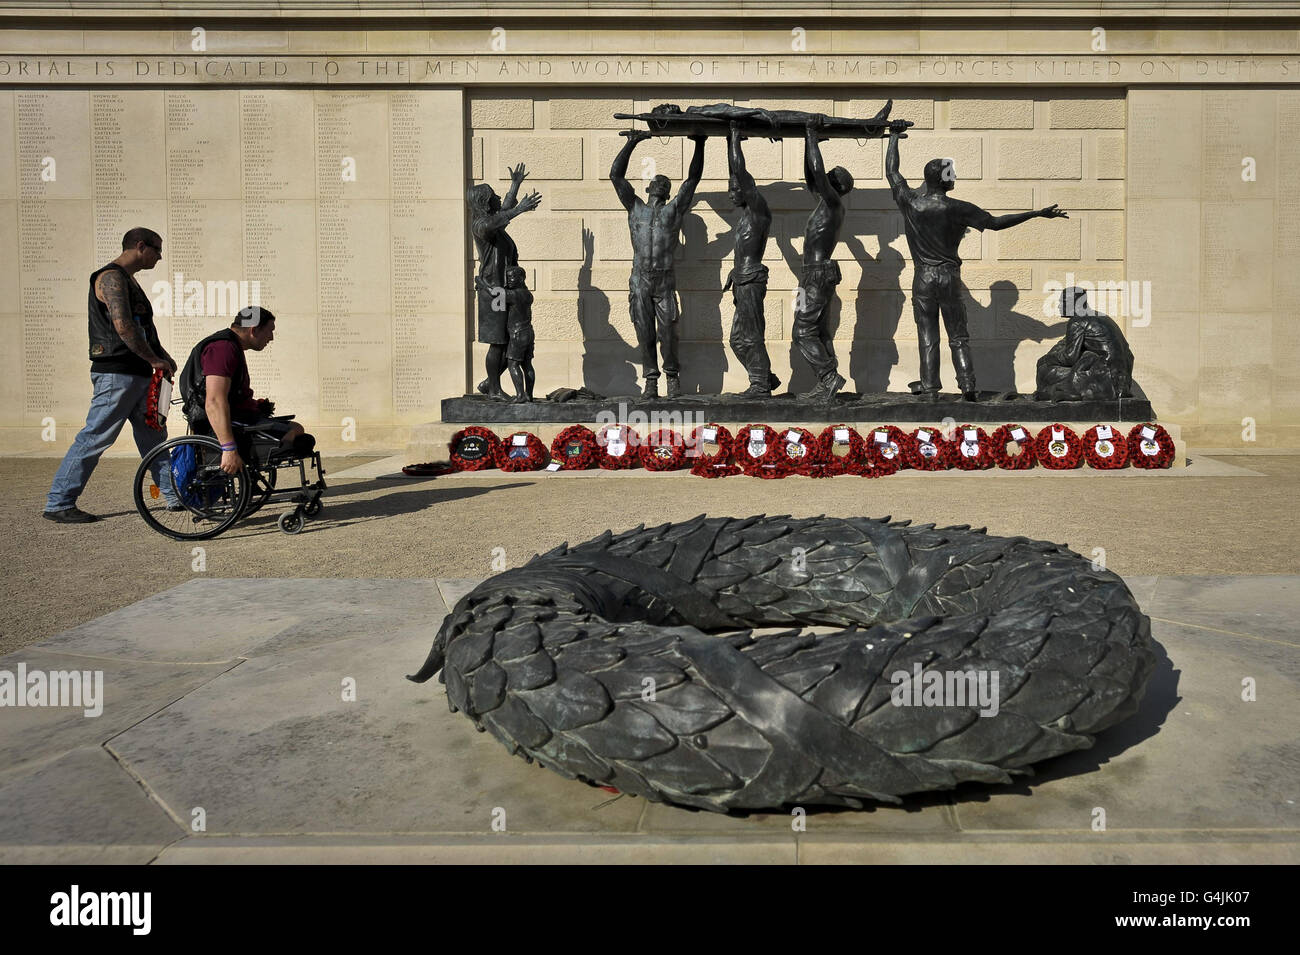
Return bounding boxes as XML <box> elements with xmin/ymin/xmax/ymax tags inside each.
<box><xmin>2</xmin><ymin>453</ymin><xmax>1298</xmax><ymax>655</ymax></box>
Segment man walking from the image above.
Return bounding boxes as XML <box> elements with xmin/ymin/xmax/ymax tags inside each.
<box><xmin>610</xmin><ymin>129</ymin><xmax>705</xmax><ymax>398</ymax></box>
<box><xmin>44</xmin><ymin>227</ymin><xmax>178</xmax><ymax>523</ymax></box>
<box><xmin>886</xmin><ymin>122</ymin><xmax>1068</xmax><ymax>400</ymax></box>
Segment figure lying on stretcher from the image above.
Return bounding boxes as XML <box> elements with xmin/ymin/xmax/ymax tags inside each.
<box><xmin>620</xmin><ymin>99</ymin><xmax>906</xmax><ymax>140</ymax></box>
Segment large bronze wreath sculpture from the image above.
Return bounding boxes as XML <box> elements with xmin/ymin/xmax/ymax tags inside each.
<box><xmin>409</xmin><ymin>515</ymin><xmax>1157</xmax><ymax>812</ymax></box>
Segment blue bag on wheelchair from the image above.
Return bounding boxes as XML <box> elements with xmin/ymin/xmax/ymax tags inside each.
<box><xmin>169</xmin><ymin>442</ymin><xmax>204</xmax><ymax>508</ymax></box>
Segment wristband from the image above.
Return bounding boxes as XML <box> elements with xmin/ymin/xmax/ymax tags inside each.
<box><xmin>219</xmin><ymin>442</ymin><xmax>237</xmax><ymax>452</ymax></box>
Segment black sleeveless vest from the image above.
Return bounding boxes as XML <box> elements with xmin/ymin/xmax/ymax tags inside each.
<box><xmin>87</xmin><ymin>263</ymin><xmax>160</xmax><ymax>377</ymax></box>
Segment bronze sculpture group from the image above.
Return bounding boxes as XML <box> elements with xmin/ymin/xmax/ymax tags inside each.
<box><xmin>465</xmin><ymin>103</ymin><xmax>1136</xmax><ymax>406</ymax></box>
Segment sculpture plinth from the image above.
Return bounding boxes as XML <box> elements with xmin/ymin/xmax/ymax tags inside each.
<box><xmin>441</xmin><ymin>391</ymin><xmax>1156</xmax><ymax>425</ymax></box>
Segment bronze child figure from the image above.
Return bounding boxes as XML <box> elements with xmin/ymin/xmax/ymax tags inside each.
<box><xmin>504</xmin><ymin>266</ymin><xmax>536</xmax><ymax>404</ymax></box>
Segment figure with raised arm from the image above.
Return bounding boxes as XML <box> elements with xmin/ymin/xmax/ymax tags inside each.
<box><xmin>792</xmin><ymin>116</ymin><xmax>853</xmax><ymax>402</ymax></box>
<box><xmin>466</xmin><ymin>163</ymin><xmax>541</xmax><ymax>401</ymax></box>
<box><xmin>610</xmin><ymin>129</ymin><xmax>706</xmax><ymax>398</ymax></box>
<box><xmin>886</xmin><ymin>121</ymin><xmax>1068</xmax><ymax>401</ymax></box>
<box><xmin>725</xmin><ymin>122</ymin><xmax>779</xmax><ymax>397</ymax></box>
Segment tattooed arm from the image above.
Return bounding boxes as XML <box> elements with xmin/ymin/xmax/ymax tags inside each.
<box><xmin>97</xmin><ymin>270</ymin><xmax>168</xmax><ymax>372</ymax></box>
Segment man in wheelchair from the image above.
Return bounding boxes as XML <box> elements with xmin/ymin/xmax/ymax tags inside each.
<box><xmin>178</xmin><ymin>306</ymin><xmax>316</xmax><ymax>473</ymax></box>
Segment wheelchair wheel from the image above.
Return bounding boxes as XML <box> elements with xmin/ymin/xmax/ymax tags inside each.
<box><xmin>302</xmin><ymin>497</ymin><xmax>322</xmax><ymax>517</ymax></box>
<box><xmin>134</xmin><ymin>435</ymin><xmax>252</xmax><ymax>541</ymax></box>
<box><xmin>278</xmin><ymin>508</ymin><xmax>305</xmax><ymax>535</ymax></box>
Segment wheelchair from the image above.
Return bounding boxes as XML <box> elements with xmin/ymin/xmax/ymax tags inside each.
<box><xmin>133</xmin><ymin>415</ymin><xmax>327</xmax><ymax>540</ymax></box>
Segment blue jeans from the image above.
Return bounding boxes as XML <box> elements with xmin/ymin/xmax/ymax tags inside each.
<box><xmin>46</xmin><ymin>371</ymin><xmax>178</xmax><ymax>511</ymax></box>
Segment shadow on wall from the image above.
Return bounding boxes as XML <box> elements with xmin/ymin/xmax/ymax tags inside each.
<box><xmin>576</xmin><ymin>225</ymin><xmax>638</xmax><ymax>396</ymax></box>
<box><xmin>678</xmin><ymin>194</ymin><xmax>734</xmax><ymax>395</ymax></box>
<box><xmin>971</xmin><ymin>280</ymin><xmax>1066</xmax><ymax>393</ymax></box>
<box><xmin>573</xmin><ymin>184</ymin><xmax>1110</xmax><ymax>398</ymax></box>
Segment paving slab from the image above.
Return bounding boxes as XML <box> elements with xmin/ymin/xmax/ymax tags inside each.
<box><xmin>797</xmin><ymin>834</ymin><xmax>1300</xmax><ymax>865</ymax></box>
<box><xmin>36</xmin><ymin>578</ymin><xmax>446</xmax><ymax>663</ymax></box>
<box><xmin>1146</xmin><ymin>575</ymin><xmax>1300</xmax><ymax>646</ymax></box>
<box><xmin>0</xmin><ymin>647</ymin><xmax>235</xmax><ymax>773</ymax></box>
<box><xmin>437</xmin><ymin>578</ymin><xmax>485</xmax><ymax>611</ymax></box>
<box><xmin>4</xmin><ymin>574</ymin><xmax>1297</xmax><ymax>863</ymax></box>
<box><xmin>153</xmin><ymin>834</ymin><xmax>798</xmax><ymax>864</ymax></box>
<box><xmin>0</xmin><ymin>746</ymin><xmax>183</xmax><ymax>862</ymax></box>
<box><xmin>638</xmin><ymin>790</ymin><xmax>959</xmax><ymax>835</ymax></box>
<box><xmin>108</xmin><ymin>622</ymin><xmax>644</xmax><ymax>836</ymax></box>
<box><xmin>951</xmin><ymin>619</ymin><xmax>1299</xmax><ymax>832</ymax></box>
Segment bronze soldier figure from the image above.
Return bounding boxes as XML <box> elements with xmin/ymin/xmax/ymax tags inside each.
<box><xmin>725</xmin><ymin>122</ymin><xmax>779</xmax><ymax>397</ymax></box>
<box><xmin>1036</xmin><ymin>287</ymin><xmax>1134</xmax><ymax>401</ymax></box>
<box><xmin>886</xmin><ymin>121</ymin><xmax>1067</xmax><ymax>401</ymax></box>
<box><xmin>610</xmin><ymin>129</ymin><xmax>706</xmax><ymax>398</ymax></box>
<box><xmin>793</xmin><ymin>117</ymin><xmax>853</xmax><ymax>402</ymax></box>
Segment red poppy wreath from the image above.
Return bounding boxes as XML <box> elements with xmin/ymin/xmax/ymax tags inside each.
<box><xmin>449</xmin><ymin>426</ymin><xmax>502</xmax><ymax>472</ymax></box>
<box><xmin>640</xmin><ymin>429</ymin><xmax>688</xmax><ymax>471</ymax></box>
<box><xmin>549</xmin><ymin>425</ymin><xmax>599</xmax><ymax>471</ymax></box>
<box><xmin>495</xmin><ymin>431</ymin><xmax>549</xmax><ymax>472</ymax></box>
<box><xmin>1083</xmin><ymin>424</ymin><xmax>1129</xmax><ymax>470</ymax></box>
<box><xmin>1034</xmin><ymin>423</ymin><xmax>1084</xmax><ymax>470</ymax></box>
<box><xmin>990</xmin><ymin>423</ymin><xmax>1037</xmax><ymax>470</ymax></box>
<box><xmin>952</xmin><ymin>424</ymin><xmax>995</xmax><ymax>471</ymax></box>
<box><xmin>596</xmin><ymin>424</ymin><xmax>641</xmax><ymax>470</ymax></box>
<box><xmin>688</xmin><ymin>423</ymin><xmax>740</xmax><ymax>478</ymax></box>
<box><xmin>1127</xmin><ymin>422</ymin><xmax>1176</xmax><ymax>469</ymax></box>
<box><xmin>733</xmin><ymin>424</ymin><xmax>791</xmax><ymax>478</ymax></box>
<box><xmin>905</xmin><ymin>426</ymin><xmax>954</xmax><ymax>471</ymax></box>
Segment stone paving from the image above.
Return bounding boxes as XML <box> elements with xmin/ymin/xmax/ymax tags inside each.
<box><xmin>1</xmin><ymin>575</ymin><xmax>1295</xmax><ymax>864</ymax></box>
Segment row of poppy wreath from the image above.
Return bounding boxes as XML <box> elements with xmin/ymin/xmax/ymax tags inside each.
<box><xmin>446</xmin><ymin>422</ymin><xmax>1177</xmax><ymax>474</ymax></box>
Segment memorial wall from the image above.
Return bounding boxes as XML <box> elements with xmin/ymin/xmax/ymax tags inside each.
<box><xmin>0</xmin><ymin>85</ymin><xmax>466</xmax><ymax>454</ymax></box>
<box><xmin>1</xmin><ymin>2</ymin><xmax>1297</xmax><ymax>451</ymax></box>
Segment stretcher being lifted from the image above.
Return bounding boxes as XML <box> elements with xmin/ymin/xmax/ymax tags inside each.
<box><xmin>614</xmin><ymin>99</ymin><xmax>912</xmax><ymax>140</ymax></box>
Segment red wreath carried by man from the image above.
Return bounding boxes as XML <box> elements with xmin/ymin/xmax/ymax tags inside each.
<box><xmin>145</xmin><ymin>368</ymin><xmax>173</xmax><ymax>432</ymax></box>
<box><xmin>1083</xmin><ymin>424</ymin><xmax>1129</xmax><ymax>469</ymax></box>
